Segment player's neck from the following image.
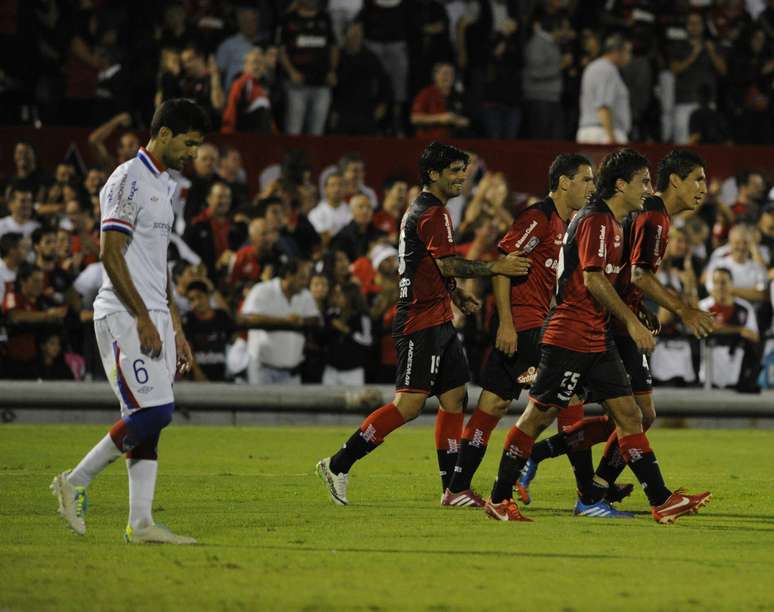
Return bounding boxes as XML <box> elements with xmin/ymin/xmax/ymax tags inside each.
<box><xmin>548</xmin><ymin>191</ymin><xmax>572</xmax><ymax>222</ymax></box>
<box><xmin>423</xmin><ymin>186</ymin><xmax>447</xmax><ymax>206</ymax></box>
<box><xmin>602</xmin><ymin>195</ymin><xmax>629</xmax><ymax>222</ymax></box>
<box><xmin>144</xmin><ymin>140</ymin><xmax>167</xmax><ymax>169</ymax></box>
<box><xmin>659</xmin><ymin>190</ymin><xmax>682</xmax><ymax>217</ymax></box>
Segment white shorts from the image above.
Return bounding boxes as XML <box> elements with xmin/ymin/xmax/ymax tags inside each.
<box><xmin>95</xmin><ymin>310</ymin><xmax>176</xmax><ymax>415</ymax></box>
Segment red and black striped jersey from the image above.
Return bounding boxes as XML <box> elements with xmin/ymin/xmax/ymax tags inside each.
<box><xmin>393</xmin><ymin>192</ymin><xmax>456</xmax><ymax>336</ymax></box>
<box><xmin>542</xmin><ymin>199</ymin><xmax>625</xmax><ymax>353</ymax></box>
<box><xmin>612</xmin><ymin>195</ymin><xmax>671</xmax><ymax>335</ymax></box>
<box><xmin>498</xmin><ymin>197</ymin><xmax>567</xmax><ymax>332</ymax></box>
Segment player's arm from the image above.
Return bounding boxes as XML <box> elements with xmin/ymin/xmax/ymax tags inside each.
<box><xmin>730</xmin><ymin>286</ymin><xmax>766</xmax><ymax>302</ymax></box>
<box><xmin>583</xmin><ymin>270</ymin><xmax>654</xmax><ymax>353</ymax></box>
<box><xmin>631</xmin><ymin>266</ymin><xmax>714</xmax><ymax>337</ymax></box>
<box><xmin>435</xmin><ymin>253</ymin><xmax>530</xmax><ymax>278</ymax></box>
<box><xmin>101</xmin><ymin>231</ymin><xmax>161</xmax><ymax>358</ymax></box>
<box><xmin>167</xmin><ymin>277</ymin><xmax>193</xmax><ymax>374</ymax></box>
<box><xmin>493</xmin><ymin>274</ymin><xmax>517</xmax><ymax>355</ymax></box>
<box><xmin>88</xmin><ymin>112</ymin><xmax>130</xmax><ymax>169</ymax></box>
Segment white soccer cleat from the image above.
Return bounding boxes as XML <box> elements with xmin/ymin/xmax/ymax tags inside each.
<box><xmin>50</xmin><ymin>471</ymin><xmax>87</xmax><ymax>535</ymax></box>
<box><xmin>316</xmin><ymin>457</ymin><xmax>349</xmax><ymax>505</ymax></box>
<box><xmin>125</xmin><ymin>524</ymin><xmax>197</xmax><ymax>545</ymax></box>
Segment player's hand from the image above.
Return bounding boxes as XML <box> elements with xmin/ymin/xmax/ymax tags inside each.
<box><xmin>491</xmin><ymin>251</ymin><xmax>531</xmax><ymax>277</ymax></box>
<box><xmin>681</xmin><ymin>307</ymin><xmax>716</xmax><ymax>339</ymax></box>
<box><xmin>175</xmin><ymin>332</ymin><xmax>194</xmax><ymax>375</ymax></box>
<box><xmin>496</xmin><ymin>322</ymin><xmax>517</xmax><ymax>356</ymax></box>
<box><xmin>452</xmin><ymin>288</ymin><xmax>481</xmax><ymax>314</ymax></box>
<box><xmin>137</xmin><ymin>315</ymin><xmax>163</xmax><ymax>359</ymax></box>
<box><xmin>626</xmin><ymin>319</ymin><xmax>656</xmax><ymax>354</ymax></box>
<box><xmin>637</xmin><ymin>304</ymin><xmax>661</xmax><ymax>336</ymax></box>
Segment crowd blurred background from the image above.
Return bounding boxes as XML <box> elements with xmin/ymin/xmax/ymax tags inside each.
<box><xmin>0</xmin><ymin>0</ymin><xmax>773</xmax><ymax>391</ymax></box>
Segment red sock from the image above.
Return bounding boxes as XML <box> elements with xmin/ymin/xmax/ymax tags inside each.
<box><xmin>602</xmin><ymin>430</ymin><xmax>619</xmax><ymax>459</ymax></box>
<box><xmin>558</xmin><ymin>402</ymin><xmax>585</xmax><ymax>430</ymax></box>
<box><xmin>461</xmin><ymin>408</ymin><xmax>500</xmax><ymax>447</ymax></box>
<box><xmin>359</xmin><ymin>402</ymin><xmax>405</xmax><ymax>445</ymax></box>
<box><xmin>503</xmin><ymin>426</ymin><xmax>535</xmax><ymax>458</ymax></box>
<box><xmin>563</xmin><ymin>416</ymin><xmax>614</xmax><ymax>451</ymax></box>
<box><xmin>435</xmin><ymin>409</ymin><xmax>464</xmax><ymax>452</ymax></box>
<box><xmin>618</xmin><ymin>432</ymin><xmax>652</xmax><ymax>463</ymax></box>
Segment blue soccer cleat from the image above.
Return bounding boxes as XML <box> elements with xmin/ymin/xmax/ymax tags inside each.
<box><xmin>573</xmin><ymin>498</ymin><xmax>635</xmax><ymax>519</ymax></box>
<box><xmin>516</xmin><ymin>458</ymin><xmax>537</xmax><ymax>505</ymax></box>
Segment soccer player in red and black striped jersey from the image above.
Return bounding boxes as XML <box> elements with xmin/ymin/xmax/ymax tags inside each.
<box><xmin>440</xmin><ymin>154</ymin><xmax>595</xmax><ymax>508</ymax></box>
<box><xmin>520</xmin><ymin>150</ymin><xmax>717</xmax><ymax>510</ymax></box>
<box><xmin>484</xmin><ymin>149</ymin><xmax>711</xmax><ymax>524</ymax></box>
<box><xmin>315</xmin><ymin>142</ymin><xmax>532</xmax><ymax>506</ymax></box>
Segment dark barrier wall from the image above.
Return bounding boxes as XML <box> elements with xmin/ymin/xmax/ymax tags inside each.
<box><xmin>2</xmin><ymin>127</ymin><xmax>773</xmax><ymax>196</ymax></box>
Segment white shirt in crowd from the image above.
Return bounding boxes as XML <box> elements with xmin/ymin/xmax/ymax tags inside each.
<box><xmin>74</xmin><ymin>262</ymin><xmax>104</xmax><ymax>308</ymax></box>
<box><xmin>0</xmin><ymin>259</ymin><xmax>16</xmax><ymax>305</ymax></box>
<box><xmin>0</xmin><ymin>216</ymin><xmax>40</xmax><ymax>239</ymax></box>
<box><xmin>307</xmin><ymin>199</ymin><xmax>353</xmax><ymax>237</ymax></box>
<box><xmin>240</xmin><ymin>277</ymin><xmax>319</xmax><ymax>369</ymax></box>
<box><xmin>703</xmin><ymin>255</ymin><xmax>767</xmax><ymax>296</ymax></box>
<box><xmin>93</xmin><ymin>148</ymin><xmax>176</xmax><ymax>319</ymax></box>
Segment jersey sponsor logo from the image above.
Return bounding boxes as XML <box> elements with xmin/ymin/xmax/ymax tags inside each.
<box><xmin>399</xmin><ymin>277</ymin><xmax>411</xmax><ymax>299</ymax></box>
<box><xmin>443</xmin><ymin>212</ymin><xmax>453</xmax><ymax>243</ymax></box>
<box><xmin>295</xmin><ymin>35</ymin><xmax>327</xmax><ymax>48</ymax></box>
<box><xmin>360</xmin><ymin>424</ymin><xmax>377</xmax><ymax>443</ymax></box>
<box><xmin>404</xmin><ymin>339</ymin><xmax>415</xmax><ymax>385</ymax></box>
<box><xmin>470</xmin><ymin>428</ymin><xmax>486</xmax><ymax>448</ymax></box>
<box><xmin>598</xmin><ymin>224</ymin><xmax>607</xmax><ymax>258</ymax></box>
<box><xmin>605</xmin><ymin>263</ymin><xmax>622</xmax><ymax>274</ymax></box>
<box><xmin>544</xmin><ymin>258</ymin><xmax>558</xmax><ymax>270</ymax></box>
<box><xmin>523</xmin><ymin>235</ymin><xmax>540</xmax><ymax>254</ymax></box>
<box><xmin>153</xmin><ymin>222</ymin><xmax>171</xmax><ymax>236</ymax></box>
<box><xmin>515</xmin><ymin>220</ymin><xmax>538</xmax><ymax>249</ymax></box>
<box><xmin>653</xmin><ymin>224</ymin><xmax>663</xmax><ymax>258</ymax></box>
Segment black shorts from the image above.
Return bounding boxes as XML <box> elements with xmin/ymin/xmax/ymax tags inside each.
<box><xmin>479</xmin><ymin>327</ymin><xmax>543</xmax><ymax>401</ymax></box>
<box><xmin>529</xmin><ymin>343</ymin><xmax>632</xmax><ymax>410</ymax></box>
<box><xmin>394</xmin><ymin>322</ymin><xmax>470</xmax><ymax>396</ymax></box>
<box><xmin>613</xmin><ymin>333</ymin><xmax>653</xmax><ymax>394</ymax></box>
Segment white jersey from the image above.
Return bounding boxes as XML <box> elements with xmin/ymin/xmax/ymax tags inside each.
<box><xmin>93</xmin><ymin>148</ymin><xmax>176</xmax><ymax>319</ymax></box>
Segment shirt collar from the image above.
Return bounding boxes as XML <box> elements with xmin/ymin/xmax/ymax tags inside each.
<box><xmin>137</xmin><ymin>147</ymin><xmax>167</xmax><ymax>177</ymax></box>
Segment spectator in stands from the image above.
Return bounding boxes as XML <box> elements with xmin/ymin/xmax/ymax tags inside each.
<box><xmin>87</xmin><ymin>113</ymin><xmax>139</xmax><ymax>172</ymax></box>
<box><xmin>332</xmin><ymin>194</ymin><xmax>387</xmax><ymax>261</ymax></box>
<box><xmin>372</xmin><ymin>177</ymin><xmax>408</xmax><ymax>241</ymax></box>
<box><xmin>456</xmin><ymin>172</ymin><xmax>513</xmax><ymax>237</ymax></box>
<box><xmin>688</xmin><ymin>83</ymin><xmax>731</xmax><ymax>144</ymax></box>
<box><xmin>4</xmin><ymin>142</ymin><xmax>48</xmax><ymax>203</ymax></box>
<box><xmin>83</xmin><ymin>168</ymin><xmax>106</xmax><ymax>200</ymax></box>
<box><xmin>183</xmin><ymin>280</ymin><xmax>237</xmax><ymax>382</ymax></box>
<box><xmin>216</xmin><ymin>5</ymin><xmax>267</xmax><ymax>91</ymax></box>
<box><xmin>728</xmin><ymin>27</ymin><xmax>774</xmax><ymax>144</ymax></box>
<box><xmin>704</xmin><ymin>225</ymin><xmax>768</xmax><ymax>305</ymax></box>
<box><xmin>0</xmin><ymin>189</ymin><xmax>40</xmax><ymax>239</ymax></box>
<box><xmin>161</xmin><ymin>45</ymin><xmax>225</xmax><ymax>126</ymax></box>
<box><xmin>38</xmin><ymin>163</ymin><xmax>76</xmax><ymax>217</ymax></box>
<box><xmin>668</xmin><ymin>12</ymin><xmax>727</xmax><ymax>144</ymax></box>
<box><xmin>301</xmin><ymin>272</ymin><xmax>330</xmax><ymax>383</ymax></box>
<box><xmin>411</xmin><ymin>62</ymin><xmax>470</xmax><ymax>139</ymax></box>
<box><xmin>0</xmin><ymin>233</ymin><xmax>25</xmax><ymax>305</ymax></box>
<box><xmin>457</xmin><ymin>213</ymin><xmax>500</xmax><ymax>262</ymax></box>
<box><xmin>2</xmin><ymin>264</ymin><xmax>66</xmax><ymax>379</ymax></box>
<box><xmin>229</xmin><ymin>217</ymin><xmax>281</xmax><ymax>292</ymax></box>
<box><xmin>523</xmin><ymin>11</ymin><xmax>564</xmax><ymax>140</ymax></box>
<box><xmin>308</xmin><ymin>172</ymin><xmax>352</xmax><ymax>247</ymax></box>
<box><xmin>339</xmin><ymin>152</ymin><xmax>378</xmax><ymax>208</ymax></box>
<box><xmin>730</xmin><ymin>170</ymin><xmax>766</xmax><ymax>222</ymax></box>
<box><xmin>757</xmin><ymin>205</ymin><xmax>774</xmax><ymax>267</ymax></box>
<box><xmin>322</xmin><ymin>281</ymin><xmax>373</xmax><ymax>385</ymax></box>
<box><xmin>700</xmin><ymin>267</ymin><xmax>762</xmax><ymax>392</ymax></box>
<box><xmin>158</xmin><ymin>2</ymin><xmax>190</xmax><ymax>51</ymax></box>
<box><xmin>184</xmin><ymin>181</ymin><xmax>235</xmax><ymax>282</ymax></box>
<box><xmin>63</xmin><ymin>199</ymin><xmax>100</xmax><ymax>268</ymax></box>
<box><xmin>577</xmin><ymin>33</ymin><xmax>632</xmax><ymax>144</ymax></box>
<box><xmin>407</xmin><ymin>0</ymin><xmax>454</xmax><ymax>98</ymax></box>
<box><xmin>330</xmin><ymin>21</ymin><xmax>391</xmax><ymax>135</ymax></box>
<box><xmin>358</xmin><ymin>0</ymin><xmax>409</xmax><ymax>135</ymax></box>
<box><xmin>239</xmin><ymin>258</ymin><xmax>320</xmax><ymax>385</ymax></box>
<box><xmin>279</xmin><ymin>0</ymin><xmax>338</xmax><ymax>135</ymax></box>
<box><xmin>32</xmin><ymin>225</ymin><xmax>74</xmax><ymax>307</ymax></box>
<box><xmin>35</xmin><ymin>332</ymin><xmax>75</xmax><ymax>381</ymax></box>
<box><xmin>215</xmin><ymin>146</ymin><xmax>249</xmax><ymax>209</ymax></box>
<box><xmin>221</xmin><ymin>48</ymin><xmax>273</xmax><ymax>135</ymax></box>
<box><xmin>185</xmin><ymin>143</ymin><xmax>220</xmax><ymax>224</ymax></box>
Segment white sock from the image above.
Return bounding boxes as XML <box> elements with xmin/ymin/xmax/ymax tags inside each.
<box><xmin>67</xmin><ymin>434</ymin><xmax>123</xmax><ymax>487</ymax></box>
<box><xmin>127</xmin><ymin>459</ymin><xmax>158</xmax><ymax>530</ymax></box>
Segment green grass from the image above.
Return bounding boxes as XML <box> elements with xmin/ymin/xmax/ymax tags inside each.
<box><xmin>1</xmin><ymin>425</ymin><xmax>774</xmax><ymax>611</ymax></box>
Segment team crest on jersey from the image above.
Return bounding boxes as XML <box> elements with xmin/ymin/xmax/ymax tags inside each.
<box><xmin>523</xmin><ymin>236</ymin><xmax>540</xmax><ymax>254</ymax></box>
<box><xmin>554</xmin><ymin>233</ymin><xmax>563</xmax><ymax>245</ymax></box>
<box><xmin>614</xmin><ymin>232</ymin><xmax>622</xmax><ymax>248</ymax></box>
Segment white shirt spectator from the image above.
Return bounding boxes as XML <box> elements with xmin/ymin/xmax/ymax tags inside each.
<box><xmin>74</xmin><ymin>262</ymin><xmax>104</xmax><ymax>308</ymax></box>
<box><xmin>216</xmin><ymin>33</ymin><xmax>255</xmax><ymax>90</ymax></box>
<box><xmin>704</xmin><ymin>255</ymin><xmax>767</xmax><ymax>296</ymax></box>
<box><xmin>0</xmin><ymin>216</ymin><xmax>40</xmax><ymax>239</ymax></box>
<box><xmin>307</xmin><ymin>200</ymin><xmax>353</xmax><ymax>237</ymax></box>
<box><xmin>578</xmin><ymin>56</ymin><xmax>631</xmax><ymax>141</ymax></box>
<box><xmin>0</xmin><ymin>259</ymin><xmax>16</xmax><ymax>305</ymax></box>
<box><xmin>241</xmin><ymin>277</ymin><xmax>319</xmax><ymax>369</ymax></box>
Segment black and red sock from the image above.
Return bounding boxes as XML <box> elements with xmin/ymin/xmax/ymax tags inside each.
<box><xmin>618</xmin><ymin>432</ymin><xmax>671</xmax><ymax>506</ymax></box>
<box><xmin>491</xmin><ymin>426</ymin><xmax>534</xmax><ymax>503</ymax></box>
<box><xmin>435</xmin><ymin>409</ymin><xmax>464</xmax><ymax>492</ymax></box>
<box><xmin>448</xmin><ymin>408</ymin><xmax>500</xmax><ymax>493</ymax></box>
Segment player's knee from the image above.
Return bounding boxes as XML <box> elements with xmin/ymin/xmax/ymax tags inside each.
<box><xmin>478</xmin><ymin>391</ymin><xmax>509</xmax><ymax>418</ymax></box>
<box><xmin>394</xmin><ymin>394</ymin><xmax>425</xmax><ymax>421</ymax></box>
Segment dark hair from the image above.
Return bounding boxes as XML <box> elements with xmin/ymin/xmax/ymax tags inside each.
<box><xmin>383</xmin><ymin>175</ymin><xmax>408</xmax><ymax>191</ymax></box>
<box><xmin>281</xmin><ymin>149</ymin><xmax>311</xmax><ymax>186</ymax></box>
<box><xmin>0</xmin><ymin>232</ymin><xmax>23</xmax><ymax>258</ymax></box>
<box><xmin>150</xmin><ymin>98</ymin><xmax>211</xmax><ymax>137</ymax></box>
<box><xmin>419</xmin><ymin>142</ymin><xmax>469</xmax><ymax>187</ymax></box>
<box><xmin>8</xmin><ymin>187</ymin><xmax>32</xmax><ymax>202</ymax></box>
<box><xmin>207</xmin><ymin>180</ymin><xmax>231</xmax><ymax>197</ymax></box>
<box><xmin>596</xmin><ymin>148</ymin><xmax>649</xmax><ymax>200</ymax></box>
<box><xmin>324</xmin><ymin>171</ymin><xmax>343</xmax><ymax>186</ymax></box>
<box><xmin>656</xmin><ymin>149</ymin><xmax>706</xmax><ymax>192</ymax></box>
<box><xmin>603</xmin><ymin>33</ymin><xmax>629</xmax><ymax>53</ymax></box>
<box><xmin>548</xmin><ymin>154</ymin><xmax>592</xmax><ymax>191</ymax></box>
<box><xmin>253</xmin><ymin>196</ymin><xmax>283</xmax><ymax>218</ymax></box>
<box><xmin>32</xmin><ymin>225</ymin><xmax>56</xmax><ymax>246</ymax></box>
<box><xmin>335</xmin><ymin>281</ymin><xmax>368</xmax><ymax>315</ymax></box>
<box><xmin>276</xmin><ymin>256</ymin><xmax>309</xmax><ymax>279</ymax></box>
<box><xmin>339</xmin><ymin>152</ymin><xmax>363</xmax><ymax>171</ymax></box>
<box><xmin>15</xmin><ymin>263</ymin><xmax>40</xmax><ymax>290</ymax></box>
<box><xmin>713</xmin><ymin>266</ymin><xmax>733</xmax><ymax>281</ymax></box>
<box><xmin>186</xmin><ymin>280</ymin><xmax>210</xmax><ymax>294</ymax></box>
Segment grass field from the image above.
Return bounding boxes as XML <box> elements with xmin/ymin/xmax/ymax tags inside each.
<box><xmin>1</xmin><ymin>424</ymin><xmax>774</xmax><ymax>611</ymax></box>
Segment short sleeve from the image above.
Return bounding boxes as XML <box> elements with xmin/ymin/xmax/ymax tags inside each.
<box><xmin>99</xmin><ymin>168</ymin><xmax>139</xmax><ymax>237</ymax></box>
<box><xmin>576</xmin><ymin>214</ymin><xmax>609</xmax><ymax>270</ymax></box>
<box><xmin>630</xmin><ymin>211</ymin><xmax>668</xmax><ymax>270</ymax></box>
<box><xmin>417</xmin><ymin>206</ymin><xmax>456</xmax><ymax>258</ymax></box>
<box><xmin>499</xmin><ymin>208</ymin><xmax>547</xmax><ymax>255</ymax></box>
<box><xmin>742</xmin><ymin>301</ymin><xmax>759</xmax><ymax>335</ymax></box>
<box><xmin>240</xmin><ymin>284</ymin><xmax>264</xmax><ymax>315</ymax></box>
<box><xmin>300</xmin><ymin>290</ymin><xmax>320</xmax><ymax>318</ymax></box>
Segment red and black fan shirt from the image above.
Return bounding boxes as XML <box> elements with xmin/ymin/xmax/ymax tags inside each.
<box><xmin>497</xmin><ymin>197</ymin><xmax>567</xmax><ymax>332</ymax></box>
<box><xmin>393</xmin><ymin>192</ymin><xmax>456</xmax><ymax>336</ymax></box>
<box><xmin>542</xmin><ymin>199</ymin><xmax>625</xmax><ymax>353</ymax></box>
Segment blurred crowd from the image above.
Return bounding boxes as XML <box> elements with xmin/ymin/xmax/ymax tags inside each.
<box><xmin>1</xmin><ymin>135</ymin><xmax>774</xmax><ymax>390</ymax></box>
<box><xmin>3</xmin><ymin>0</ymin><xmax>774</xmax><ymax>143</ymax></box>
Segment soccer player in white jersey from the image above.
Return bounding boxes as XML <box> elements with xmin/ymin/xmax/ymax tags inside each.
<box><xmin>51</xmin><ymin>99</ymin><xmax>210</xmax><ymax>544</ymax></box>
